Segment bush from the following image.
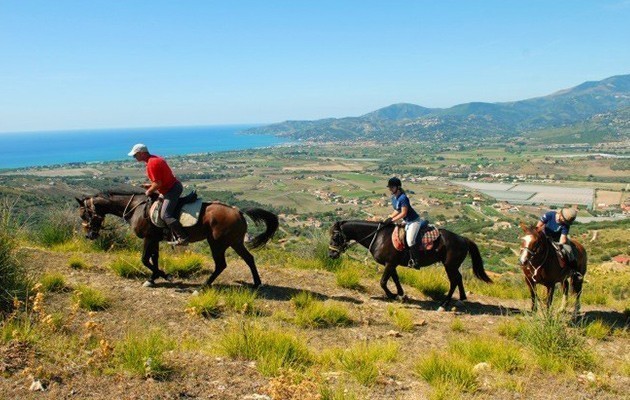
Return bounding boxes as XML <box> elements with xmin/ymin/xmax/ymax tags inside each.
<box><xmin>0</xmin><ymin>232</ymin><xmax>30</xmax><ymax>312</ymax></box>
<box><xmin>39</xmin><ymin>273</ymin><xmax>68</xmax><ymax>293</ymax></box>
<box><xmin>312</xmin><ymin>231</ymin><xmax>342</xmax><ymax>271</ymax></box>
<box><xmin>386</xmin><ymin>305</ymin><xmax>415</xmax><ymax>332</ymax></box>
<box><xmin>398</xmin><ymin>267</ymin><xmax>448</xmax><ymax>300</ymax></box>
<box><xmin>292</xmin><ymin>293</ymin><xmax>352</xmax><ymax>328</ymax></box>
<box><xmin>220</xmin><ymin>286</ymin><xmax>259</xmax><ymax>315</ymax></box>
<box><xmin>35</xmin><ymin>208</ymin><xmax>76</xmax><ymax>246</ymax></box>
<box><xmin>186</xmin><ymin>290</ymin><xmax>222</xmax><ymax>318</ymax></box>
<box><xmin>73</xmin><ymin>285</ymin><xmax>110</xmax><ymax>311</ymax></box>
<box><xmin>515</xmin><ymin>313</ymin><xmax>596</xmax><ymax>372</ymax></box>
<box><xmin>448</xmin><ymin>337</ymin><xmax>524</xmax><ymax>373</ymax></box>
<box><xmin>163</xmin><ymin>253</ymin><xmax>205</xmax><ymax>278</ymax></box>
<box><xmin>583</xmin><ymin>319</ymin><xmax>611</xmax><ymax>340</ymax></box>
<box><xmin>109</xmin><ymin>256</ymin><xmax>149</xmax><ymax>278</ymax></box>
<box><xmin>321</xmin><ymin>341</ymin><xmax>399</xmax><ymax>385</ymax></box>
<box><xmin>335</xmin><ymin>266</ymin><xmax>363</xmax><ymax>291</ymax></box>
<box><xmin>416</xmin><ymin>352</ymin><xmax>477</xmax><ymax>393</ymax></box>
<box><xmin>68</xmin><ymin>255</ymin><xmax>88</xmax><ymax>270</ymax></box>
<box><xmin>114</xmin><ymin>330</ymin><xmax>174</xmax><ymax>379</ymax></box>
<box><xmin>450</xmin><ymin>318</ymin><xmax>466</xmax><ymax>333</ymax></box>
<box><xmin>92</xmin><ymin>219</ymin><xmax>142</xmax><ymax>252</ymax></box>
<box><xmin>218</xmin><ymin>322</ymin><xmax>312</xmax><ymax>376</ymax></box>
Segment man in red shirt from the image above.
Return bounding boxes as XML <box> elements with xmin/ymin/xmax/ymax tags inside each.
<box><xmin>128</xmin><ymin>143</ymin><xmax>189</xmax><ymax>245</ymax></box>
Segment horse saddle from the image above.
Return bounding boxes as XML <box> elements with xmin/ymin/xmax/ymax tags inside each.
<box><xmin>150</xmin><ymin>191</ymin><xmax>203</xmax><ymax>228</ymax></box>
<box><xmin>392</xmin><ymin>224</ymin><xmax>441</xmax><ymax>252</ymax></box>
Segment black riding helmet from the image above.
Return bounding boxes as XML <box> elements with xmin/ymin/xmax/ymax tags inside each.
<box><xmin>387</xmin><ymin>177</ymin><xmax>402</xmax><ymax>188</ymax></box>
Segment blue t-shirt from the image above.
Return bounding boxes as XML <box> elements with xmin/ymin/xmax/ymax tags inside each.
<box><xmin>391</xmin><ymin>192</ymin><xmax>420</xmax><ymax>223</ymax></box>
<box><xmin>540</xmin><ymin>211</ymin><xmax>570</xmax><ymax>241</ymax></box>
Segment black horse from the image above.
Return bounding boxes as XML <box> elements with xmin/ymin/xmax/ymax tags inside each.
<box><xmin>328</xmin><ymin>220</ymin><xmax>492</xmax><ymax>310</ymax></box>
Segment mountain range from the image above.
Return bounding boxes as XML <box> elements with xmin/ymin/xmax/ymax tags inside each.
<box><xmin>246</xmin><ymin>74</ymin><xmax>630</xmax><ymax>142</ymax></box>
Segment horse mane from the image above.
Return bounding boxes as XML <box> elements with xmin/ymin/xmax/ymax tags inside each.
<box><xmin>96</xmin><ymin>190</ymin><xmax>145</xmax><ymax>198</ymax></box>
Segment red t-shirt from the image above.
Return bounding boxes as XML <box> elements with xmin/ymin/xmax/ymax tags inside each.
<box><xmin>146</xmin><ymin>155</ymin><xmax>177</xmax><ymax>194</ymax></box>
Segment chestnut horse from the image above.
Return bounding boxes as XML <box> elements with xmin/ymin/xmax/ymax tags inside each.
<box><xmin>328</xmin><ymin>220</ymin><xmax>492</xmax><ymax>310</ymax></box>
<box><xmin>76</xmin><ymin>192</ymin><xmax>278</xmax><ymax>288</ymax></box>
<box><xmin>518</xmin><ymin>223</ymin><xmax>587</xmax><ymax>317</ymax></box>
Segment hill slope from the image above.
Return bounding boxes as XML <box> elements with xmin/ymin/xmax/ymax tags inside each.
<box><xmin>247</xmin><ymin>74</ymin><xmax>630</xmax><ymax>142</ymax></box>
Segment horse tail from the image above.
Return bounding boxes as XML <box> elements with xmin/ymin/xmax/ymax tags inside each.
<box><xmin>464</xmin><ymin>237</ymin><xmax>492</xmax><ymax>283</ymax></box>
<box><xmin>243</xmin><ymin>208</ymin><xmax>279</xmax><ymax>249</ymax></box>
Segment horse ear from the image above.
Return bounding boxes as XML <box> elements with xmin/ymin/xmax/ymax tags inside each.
<box><xmin>75</xmin><ymin>197</ymin><xmax>84</xmax><ymax>205</ymax></box>
<box><xmin>519</xmin><ymin>222</ymin><xmax>528</xmax><ymax>233</ymax></box>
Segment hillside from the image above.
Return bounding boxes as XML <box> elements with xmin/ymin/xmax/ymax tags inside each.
<box><xmin>246</xmin><ymin>74</ymin><xmax>630</xmax><ymax>142</ymax></box>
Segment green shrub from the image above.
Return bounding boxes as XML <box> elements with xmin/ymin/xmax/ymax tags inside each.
<box><xmin>416</xmin><ymin>352</ymin><xmax>477</xmax><ymax>392</ymax></box>
<box><xmin>398</xmin><ymin>267</ymin><xmax>448</xmax><ymax>300</ymax></box>
<box><xmin>218</xmin><ymin>322</ymin><xmax>312</xmax><ymax>376</ymax></box>
<box><xmin>186</xmin><ymin>290</ymin><xmax>222</xmax><ymax>318</ymax></box>
<box><xmin>163</xmin><ymin>253</ymin><xmax>205</xmax><ymax>278</ymax></box>
<box><xmin>312</xmin><ymin>231</ymin><xmax>342</xmax><ymax>271</ymax></box>
<box><xmin>448</xmin><ymin>337</ymin><xmax>524</xmax><ymax>373</ymax></box>
<box><xmin>220</xmin><ymin>286</ymin><xmax>259</xmax><ymax>315</ymax></box>
<box><xmin>0</xmin><ymin>232</ymin><xmax>30</xmax><ymax>312</ymax></box>
<box><xmin>386</xmin><ymin>305</ymin><xmax>415</xmax><ymax>332</ymax></box>
<box><xmin>68</xmin><ymin>255</ymin><xmax>88</xmax><ymax>270</ymax></box>
<box><xmin>35</xmin><ymin>209</ymin><xmax>75</xmax><ymax>246</ymax></box>
<box><xmin>73</xmin><ymin>285</ymin><xmax>110</xmax><ymax>311</ymax></box>
<box><xmin>114</xmin><ymin>330</ymin><xmax>174</xmax><ymax>379</ymax></box>
<box><xmin>335</xmin><ymin>266</ymin><xmax>363</xmax><ymax>291</ymax></box>
<box><xmin>322</xmin><ymin>341</ymin><xmax>399</xmax><ymax>386</ymax></box>
<box><xmin>39</xmin><ymin>273</ymin><xmax>68</xmax><ymax>293</ymax></box>
<box><xmin>109</xmin><ymin>256</ymin><xmax>149</xmax><ymax>278</ymax></box>
<box><xmin>91</xmin><ymin>219</ymin><xmax>142</xmax><ymax>252</ymax></box>
<box><xmin>583</xmin><ymin>319</ymin><xmax>611</xmax><ymax>340</ymax></box>
<box><xmin>292</xmin><ymin>293</ymin><xmax>352</xmax><ymax>328</ymax></box>
<box><xmin>450</xmin><ymin>318</ymin><xmax>466</xmax><ymax>332</ymax></box>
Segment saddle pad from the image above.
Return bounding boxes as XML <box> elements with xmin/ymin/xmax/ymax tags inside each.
<box><xmin>150</xmin><ymin>199</ymin><xmax>203</xmax><ymax>228</ymax></box>
<box><xmin>392</xmin><ymin>225</ymin><xmax>441</xmax><ymax>252</ymax></box>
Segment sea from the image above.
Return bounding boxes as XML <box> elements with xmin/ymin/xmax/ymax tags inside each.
<box><xmin>0</xmin><ymin>125</ymin><xmax>288</xmax><ymax>169</ymax></box>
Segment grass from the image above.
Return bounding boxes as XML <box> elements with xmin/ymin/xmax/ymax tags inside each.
<box><xmin>321</xmin><ymin>341</ymin><xmax>399</xmax><ymax>386</ymax></box>
<box><xmin>583</xmin><ymin>319</ymin><xmax>612</xmax><ymax>340</ymax></box>
<box><xmin>0</xmin><ymin>231</ymin><xmax>30</xmax><ymax>312</ymax></box>
<box><xmin>292</xmin><ymin>292</ymin><xmax>353</xmax><ymax>328</ymax></box>
<box><xmin>335</xmin><ymin>266</ymin><xmax>363</xmax><ymax>291</ymax></box>
<box><xmin>450</xmin><ymin>317</ymin><xmax>466</xmax><ymax>333</ymax></box>
<box><xmin>220</xmin><ymin>286</ymin><xmax>259</xmax><ymax>315</ymax></box>
<box><xmin>386</xmin><ymin>305</ymin><xmax>415</xmax><ymax>332</ymax></box>
<box><xmin>109</xmin><ymin>255</ymin><xmax>149</xmax><ymax>278</ymax></box>
<box><xmin>163</xmin><ymin>253</ymin><xmax>205</xmax><ymax>278</ymax></box>
<box><xmin>448</xmin><ymin>337</ymin><xmax>524</xmax><ymax>373</ymax></box>
<box><xmin>398</xmin><ymin>267</ymin><xmax>448</xmax><ymax>300</ymax></box>
<box><xmin>0</xmin><ymin>314</ymin><xmax>37</xmax><ymax>344</ymax></box>
<box><xmin>186</xmin><ymin>290</ymin><xmax>222</xmax><ymax>318</ymax></box>
<box><xmin>114</xmin><ymin>330</ymin><xmax>174</xmax><ymax>379</ymax></box>
<box><xmin>35</xmin><ymin>209</ymin><xmax>75</xmax><ymax>246</ymax></box>
<box><xmin>39</xmin><ymin>272</ymin><xmax>68</xmax><ymax>293</ymax></box>
<box><xmin>218</xmin><ymin>322</ymin><xmax>313</xmax><ymax>376</ymax></box>
<box><xmin>511</xmin><ymin>312</ymin><xmax>596</xmax><ymax>372</ymax></box>
<box><xmin>68</xmin><ymin>255</ymin><xmax>88</xmax><ymax>270</ymax></box>
<box><xmin>73</xmin><ymin>285</ymin><xmax>110</xmax><ymax>311</ymax></box>
<box><xmin>416</xmin><ymin>351</ymin><xmax>478</xmax><ymax>393</ymax></box>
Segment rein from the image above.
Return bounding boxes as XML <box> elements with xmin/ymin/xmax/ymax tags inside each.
<box><xmin>329</xmin><ymin>222</ymin><xmax>385</xmax><ymax>254</ymax></box>
<box><xmin>121</xmin><ymin>194</ymin><xmax>148</xmax><ymax>221</ymax></box>
<box><xmin>524</xmin><ymin>236</ymin><xmax>551</xmax><ymax>283</ymax></box>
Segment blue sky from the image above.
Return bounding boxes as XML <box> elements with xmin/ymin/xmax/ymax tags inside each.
<box><xmin>1</xmin><ymin>1</ymin><xmax>629</xmax><ymax>132</ymax></box>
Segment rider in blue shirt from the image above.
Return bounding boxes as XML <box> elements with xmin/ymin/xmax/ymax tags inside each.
<box><xmin>384</xmin><ymin>177</ymin><xmax>428</xmax><ymax>268</ymax></box>
<box><xmin>536</xmin><ymin>208</ymin><xmax>577</xmax><ymax>268</ymax></box>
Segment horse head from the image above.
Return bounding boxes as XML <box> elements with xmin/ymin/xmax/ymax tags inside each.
<box><xmin>328</xmin><ymin>221</ymin><xmax>348</xmax><ymax>259</ymax></box>
<box><xmin>76</xmin><ymin>196</ymin><xmax>105</xmax><ymax>240</ymax></box>
<box><xmin>518</xmin><ymin>222</ymin><xmax>544</xmax><ymax>266</ymax></box>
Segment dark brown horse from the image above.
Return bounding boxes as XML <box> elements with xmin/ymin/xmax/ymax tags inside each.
<box><xmin>328</xmin><ymin>221</ymin><xmax>492</xmax><ymax>310</ymax></box>
<box><xmin>518</xmin><ymin>223</ymin><xmax>587</xmax><ymax>317</ymax></box>
<box><xmin>76</xmin><ymin>192</ymin><xmax>278</xmax><ymax>288</ymax></box>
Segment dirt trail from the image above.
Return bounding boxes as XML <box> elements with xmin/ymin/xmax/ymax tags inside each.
<box><xmin>1</xmin><ymin>248</ymin><xmax>628</xmax><ymax>399</ymax></box>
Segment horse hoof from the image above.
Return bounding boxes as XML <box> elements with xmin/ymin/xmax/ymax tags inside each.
<box><xmin>142</xmin><ymin>280</ymin><xmax>155</xmax><ymax>288</ymax></box>
<box><xmin>437</xmin><ymin>306</ymin><xmax>446</xmax><ymax>312</ymax></box>
<box><xmin>396</xmin><ymin>295</ymin><xmax>408</xmax><ymax>303</ymax></box>
<box><xmin>164</xmin><ymin>274</ymin><xmax>174</xmax><ymax>282</ymax></box>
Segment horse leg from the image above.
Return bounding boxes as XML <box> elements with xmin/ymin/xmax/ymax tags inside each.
<box><xmin>571</xmin><ymin>275</ymin><xmax>584</xmax><ymax>319</ymax></box>
<box><xmin>560</xmin><ymin>279</ymin><xmax>569</xmax><ymax>313</ymax></box>
<box><xmin>232</xmin><ymin>242</ymin><xmax>262</xmax><ymax>288</ymax></box>
<box><xmin>203</xmin><ymin>241</ymin><xmax>228</xmax><ymax>288</ymax></box>
<box><xmin>524</xmin><ymin>276</ymin><xmax>537</xmax><ymax>312</ymax></box>
<box><xmin>545</xmin><ymin>284</ymin><xmax>555</xmax><ymax>310</ymax></box>
<box><xmin>141</xmin><ymin>238</ymin><xmax>167</xmax><ymax>286</ymax></box>
<box><xmin>438</xmin><ymin>264</ymin><xmax>460</xmax><ymax>311</ymax></box>
<box><xmin>390</xmin><ymin>267</ymin><xmax>405</xmax><ymax>300</ymax></box>
<box><xmin>380</xmin><ymin>263</ymin><xmax>397</xmax><ymax>299</ymax></box>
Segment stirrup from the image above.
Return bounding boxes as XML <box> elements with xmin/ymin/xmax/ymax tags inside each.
<box><xmin>167</xmin><ymin>238</ymin><xmax>189</xmax><ymax>246</ymax></box>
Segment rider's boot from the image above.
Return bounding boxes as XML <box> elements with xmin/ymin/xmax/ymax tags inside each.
<box><xmin>167</xmin><ymin>220</ymin><xmax>189</xmax><ymax>246</ymax></box>
<box><xmin>408</xmin><ymin>245</ymin><xmax>421</xmax><ymax>269</ymax></box>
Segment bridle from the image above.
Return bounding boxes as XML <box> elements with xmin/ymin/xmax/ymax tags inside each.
<box><xmin>521</xmin><ymin>234</ymin><xmax>551</xmax><ymax>283</ymax></box>
<box><xmin>329</xmin><ymin>222</ymin><xmax>384</xmax><ymax>255</ymax></box>
<box><xmin>81</xmin><ymin>197</ymin><xmax>104</xmax><ymax>235</ymax></box>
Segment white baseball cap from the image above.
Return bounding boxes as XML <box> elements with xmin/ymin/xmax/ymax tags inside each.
<box><xmin>128</xmin><ymin>143</ymin><xmax>149</xmax><ymax>156</ymax></box>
